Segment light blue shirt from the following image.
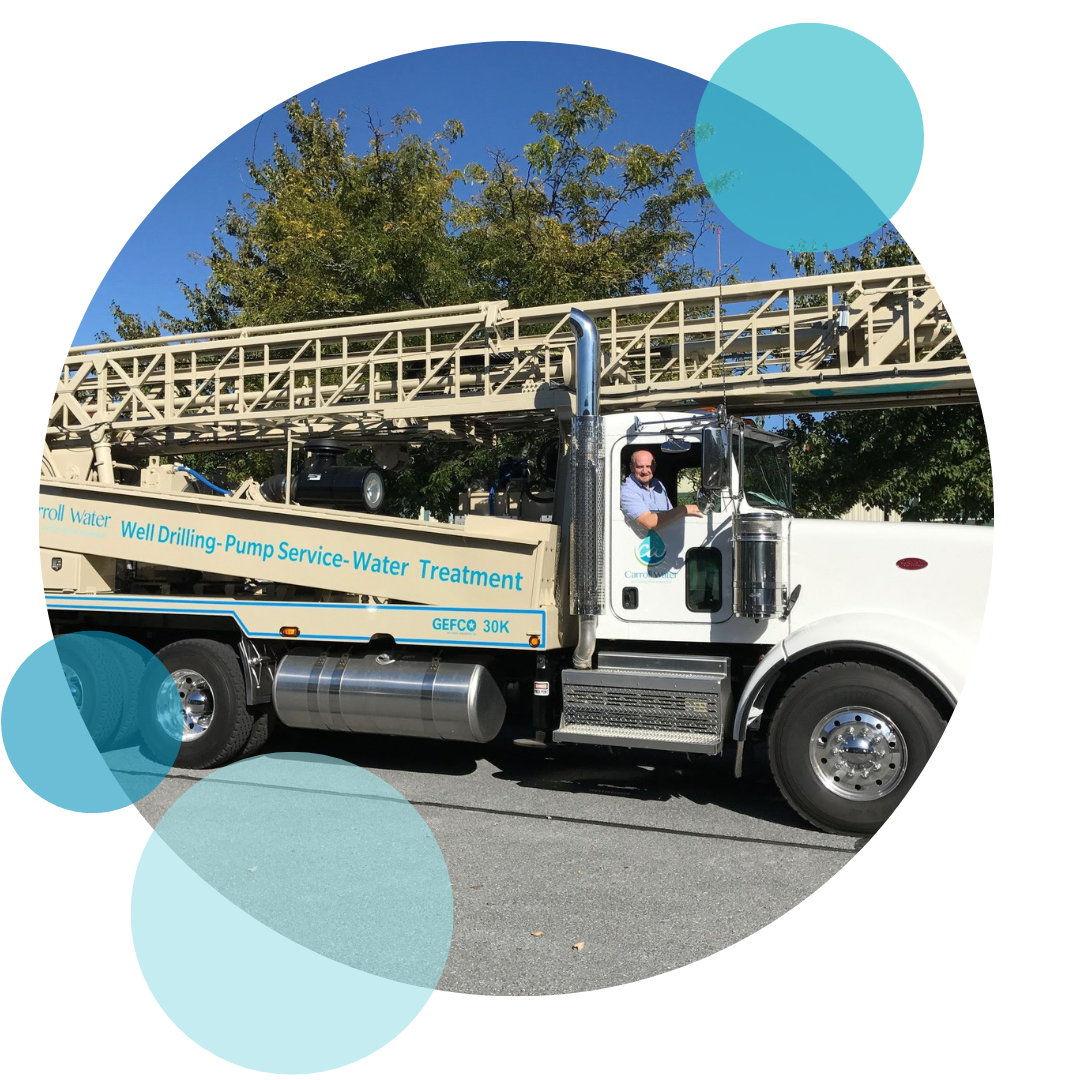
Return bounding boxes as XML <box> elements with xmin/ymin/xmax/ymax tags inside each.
<box><xmin>620</xmin><ymin>473</ymin><xmax>672</xmax><ymax>521</ymax></box>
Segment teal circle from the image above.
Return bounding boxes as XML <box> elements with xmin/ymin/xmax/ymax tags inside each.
<box><xmin>636</xmin><ymin>531</ymin><xmax>667</xmax><ymax>566</ymax></box>
<box><xmin>695</xmin><ymin>24</ymin><xmax>923</xmax><ymax>251</ymax></box>
<box><xmin>1</xmin><ymin>631</ymin><xmax>181</xmax><ymax>812</ymax></box>
<box><xmin>130</xmin><ymin>753</ymin><xmax>452</xmax><ymax>1073</ymax></box>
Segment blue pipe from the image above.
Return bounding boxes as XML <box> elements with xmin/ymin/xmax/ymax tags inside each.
<box><xmin>176</xmin><ymin>465</ymin><xmax>232</xmax><ymax>496</ymax></box>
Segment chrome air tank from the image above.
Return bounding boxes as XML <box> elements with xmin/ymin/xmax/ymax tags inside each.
<box><xmin>272</xmin><ymin>648</ymin><xmax>505</xmax><ymax>743</ymax></box>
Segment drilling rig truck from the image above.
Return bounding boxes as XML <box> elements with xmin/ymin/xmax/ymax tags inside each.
<box><xmin>40</xmin><ymin>268</ymin><xmax>990</xmax><ymax>833</ymax></box>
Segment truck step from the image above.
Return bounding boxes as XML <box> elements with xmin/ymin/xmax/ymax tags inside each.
<box><xmin>553</xmin><ymin>723</ymin><xmax>721</xmax><ymax>755</ymax></box>
<box><xmin>555</xmin><ymin>654</ymin><xmax>730</xmax><ymax>756</ymax></box>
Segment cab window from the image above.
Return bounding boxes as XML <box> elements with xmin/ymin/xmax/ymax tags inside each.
<box><xmin>686</xmin><ymin>547</ymin><xmax>723</xmax><ymax>612</ymax></box>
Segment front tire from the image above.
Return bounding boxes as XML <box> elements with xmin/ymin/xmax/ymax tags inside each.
<box><xmin>768</xmin><ymin>662</ymin><xmax>945</xmax><ymax>835</ymax></box>
<box><xmin>142</xmin><ymin>639</ymin><xmax>253</xmax><ymax>770</ymax></box>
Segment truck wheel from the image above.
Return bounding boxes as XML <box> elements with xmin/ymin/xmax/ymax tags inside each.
<box><xmin>142</xmin><ymin>639</ymin><xmax>253</xmax><ymax>771</ymax></box>
<box><xmin>110</xmin><ymin>636</ymin><xmax>150</xmax><ymax>748</ymax></box>
<box><xmin>239</xmin><ymin>710</ymin><xmax>277</xmax><ymax>759</ymax></box>
<box><xmin>55</xmin><ymin>634</ymin><xmax>124</xmax><ymax>749</ymax></box>
<box><xmin>768</xmin><ymin>662</ymin><xmax>945</xmax><ymax>835</ymax></box>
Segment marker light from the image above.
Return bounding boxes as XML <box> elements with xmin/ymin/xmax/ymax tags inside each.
<box><xmin>280</xmin><ymin>626</ymin><xmax>301</xmax><ymax>637</ymax></box>
<box><xmin>528</xmin><ymin>635</ymin><xmax>541</xmax><ymax>648</ymax></box>
<box><xmin>896</xmin><ymin>558</ymin><xmax>928</xmax><ymax>570</ymax></box>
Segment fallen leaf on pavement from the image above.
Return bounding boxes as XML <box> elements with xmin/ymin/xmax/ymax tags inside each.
<box><xmin>248</xmin><ymin>866</ymin><xmax>258</xmax><ymax>872</ymax></box>
<box><xmin>572</xmin><ymin>941</ymin><xmax>585</xmax><ymax>951</ymax></box>
<box><xmin>531</xmin><ymin>931</ymin><xmax>544</xmax><ymax>937</ymax></box>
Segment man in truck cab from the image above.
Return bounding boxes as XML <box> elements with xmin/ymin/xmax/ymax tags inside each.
<box><xmin>620</xmin><ymin>448</ymin><xmax>703</xmax><ymax>530</ymax></box>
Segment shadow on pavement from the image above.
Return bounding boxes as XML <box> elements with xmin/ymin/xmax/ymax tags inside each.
<box><xmin>261</xmin><ymin>725</ymin><xmax>814</xmax><ymax>833</ymax></box>
<box><xmin>257</xmin><ymin>726</ymin><xmax>484</xmax><ymax>777</ymax></box>
<box><xmin>147</xmin><ymin>725</ymin><xmax>818</xmax><ymax>836</ymax></box>
<box><xmin>486</xmin><ymin>742</ymin><xmax>812</xmax><ymax>832</ymax></box>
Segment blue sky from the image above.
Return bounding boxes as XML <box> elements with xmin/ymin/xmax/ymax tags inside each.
<box><xmin>74</xmin><ymin>42</ymin><xmax>817</xmax><ymax>345</ymax></box>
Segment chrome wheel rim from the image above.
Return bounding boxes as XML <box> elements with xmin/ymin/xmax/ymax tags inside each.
<box><xmin>167</xmin><ymin>668</ymin><xmax>215</xmax><ymax>742</ymax></box>
<box><xmin>62</xmin><ymin>663</ymin><xmax>84</xmax><ymax>711</ymax></box>
<box><xmin>809</xmin><ymin>706</ymin><xmax>907</xmax><ymax>801</ymax></box>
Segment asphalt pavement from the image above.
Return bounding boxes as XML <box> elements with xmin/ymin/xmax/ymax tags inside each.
<box><xmin>135</xmin><ymin>724</ymin><xmax>858</xmax><ymax>996</ymax></box>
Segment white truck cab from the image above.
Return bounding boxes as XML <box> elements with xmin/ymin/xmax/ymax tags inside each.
<box><xmin>548</xmin><ymin>406</ymin><xmax>991</xmax><ymax>832</ymax></box>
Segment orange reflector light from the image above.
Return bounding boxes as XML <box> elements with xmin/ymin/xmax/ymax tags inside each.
<box><xmin>529</xmin><ymin>635</ymin><xmax>541</xmax><ymax>648</ymax></box>
<box><xmin>280</xmin><ymin>626</ymin><xmax>300</xmax><ymax>637</ymax></box>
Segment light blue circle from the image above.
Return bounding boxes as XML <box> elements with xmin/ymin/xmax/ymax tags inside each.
<box><xmin>1</xmin><ymin>632</ymin><xmax>181</xmax><ymax>812</ymax></box>
<box><xmin>130</xmin><ymin>753</ymin><xmax>452</xmax><ymax>1073</ymax></box>
<box><xmin>696</xmin><ymin>24</ymin><xmax>923</xmax><ymax>251</ymax></box>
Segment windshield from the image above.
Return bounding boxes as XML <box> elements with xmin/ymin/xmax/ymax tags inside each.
<box><xmin>741</xmin><ymin>433</ymin><xmax>793</xmax><ymax>512</ymax></box>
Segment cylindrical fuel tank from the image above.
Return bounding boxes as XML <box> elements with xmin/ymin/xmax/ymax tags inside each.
<box><xmin>272</xmin><ymin>649</ymin><xmax>505</xmax><ymax>743</ymax></box>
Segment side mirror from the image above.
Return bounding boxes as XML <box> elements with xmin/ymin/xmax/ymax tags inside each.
<box><xmin>660</xmin><ymin>436</ymin><xmax>691</xmax><ymax>454</ymax></box>
<box><xmin>701</xmin><ymin>425</ymin><xmax>728</xmax><ymax>493</ymax></box>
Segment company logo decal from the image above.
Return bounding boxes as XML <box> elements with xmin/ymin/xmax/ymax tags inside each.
<box><xmin>635</xmin><ymin>530</ymin><xmax>667</xmax><ymax>566</ymax></box>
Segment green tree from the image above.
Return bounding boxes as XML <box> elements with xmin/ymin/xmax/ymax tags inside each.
<box><xmin>453</xmin><ymin>81</ymin><xmax>717</xmax><ymax>305</ymax></box>
<box><xmin>106</xmin><ymin>85</ymin><xmax>719</xmax><ymax>334</ymax></box>
<box><xmin>198</xmin><ymin>102</ymin><xmax>465</xmax><ymax>326</ymax></box>
<box><xmin>790</xmin><ymin>406</ymin><xmax>992</xmax><ymax>523</ymax></box>
<box><xmin>100</xmin><ymin>87</ymin><xmax>722</xmax><ymax>513</ymax></box>
<box><xmin>781</xmin><ymin>226</ymin><xmax>993</xmax><ymax>524</ymax></box>
<box><xmin>777</xmin><ymin>224</ymin><xmax>919</xmax><ymax>281</ymax></box>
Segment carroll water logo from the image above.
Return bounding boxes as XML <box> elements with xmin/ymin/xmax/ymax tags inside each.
<box><xmin>636</xmin><ymin>530</ymin><xmax>667</xmax><ymax>566</ymax></box>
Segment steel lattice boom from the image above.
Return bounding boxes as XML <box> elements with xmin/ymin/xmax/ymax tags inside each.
<box><xmin>48</xmin><ymin>266</ymin><xmax>972</xmax><ymax>457</ymax></box>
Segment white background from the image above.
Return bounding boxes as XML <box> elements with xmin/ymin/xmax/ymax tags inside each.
<box><xmin>1</xmin><ymin>3</ymin><xmax>1073</xmax><ymax>1077</ymax></box>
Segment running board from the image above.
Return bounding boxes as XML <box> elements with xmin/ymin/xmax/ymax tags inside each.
<box><xmin>554</xmin><ymin>653</ymin><xmax>730</xmax><ymax>756</ymax></box>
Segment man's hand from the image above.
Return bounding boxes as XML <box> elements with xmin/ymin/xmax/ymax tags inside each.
<box><xmin>635</xmin><ymin>503</ymin><xmax>704</xmax><ymax>531</ymax></box>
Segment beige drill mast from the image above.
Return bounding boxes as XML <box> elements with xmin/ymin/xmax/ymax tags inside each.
<box><xmin>46</xmin><ymin>266</ymin><xmax>970</xmax><ymax>478</ymax></box>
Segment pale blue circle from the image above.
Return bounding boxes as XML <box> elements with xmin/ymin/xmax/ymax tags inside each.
<box><xmin>696</xmin><ymin>24</ymin><xmax>923</xmax><ymax>250</ymax></box>
<box><xmin>130</xmin><ymin>753</ymin><xmax>452</xmax><ymax>1073</ymax></box>
<box><xmin>1</xmin><ymin>632</ymin><xmax>181</xmax><ymax>812</ymax></box>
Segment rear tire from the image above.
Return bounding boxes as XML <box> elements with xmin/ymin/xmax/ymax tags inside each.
<box><xmin>109</xmin><ymin>636</ymin><xmax>150</xmax><ymax>748</ymax></box>
<box><xmin>142</xmin><ymin>639</ymin><xmax>253</xmax><ymax>770</ymax></box>
<box><xmin>55</xmin><ymin>634</ymin><xmax>124</xmax><ymax>749</ymax></box>
<box><xmin>239</xmin><ymin>710</ymin><xmax>278</xmax><ymax>758</ymax></box>
<box><xmin>768</xmin><ymin>662</ymin><xmax>945</xmax><ymax>835</ymax></box>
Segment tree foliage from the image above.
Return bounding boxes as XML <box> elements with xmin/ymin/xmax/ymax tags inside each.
<box><xmin>105</xmin><ymin>85</ymin><xmax>717</xmax><ymax>336</ymax></box>
<box><xmin>100</xmin><ymin>86</ymin><xmax>720</xmax><ymax>513</ymax></box>
<box><xmin>453</xmin><ymin>82</ymin><xmax>717</xmax><ymax>304</ymax></box>
<box><xmin>781</xmin><ymin>227</ymin><xmax>994</xmax><ymax>524</ymax></box>
<box><xmin>790</xmin><ymin>406</ymin><xmax>992</xmax><ymax>523</ymax></box>
<box><xmin>776</xmin><ymin>225</ymin><xmax>919</xmax><ymax>281</ymax></box>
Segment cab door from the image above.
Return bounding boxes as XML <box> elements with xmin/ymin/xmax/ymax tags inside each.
<box><xmin>605</xmin><ymin>436</ymin><xmax>733</xmax><ymax>638</ymax></box>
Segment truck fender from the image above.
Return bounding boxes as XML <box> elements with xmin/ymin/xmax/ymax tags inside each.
<box><xmin>732</xmin><ymin>611</ymin><xmax>972</xmax><ymax>744</ymax></box>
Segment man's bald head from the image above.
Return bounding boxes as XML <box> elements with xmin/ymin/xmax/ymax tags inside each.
<box><xmin>630</xmin><ymin>450</ymin><xmax>656</xmax><ymax>483</ymax></box>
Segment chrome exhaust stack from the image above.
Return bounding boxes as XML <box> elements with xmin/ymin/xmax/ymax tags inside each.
<box><xmin>567</xmin><ymin>308</ymin><xmax>603</xmax><ymax>670</ymax></box>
